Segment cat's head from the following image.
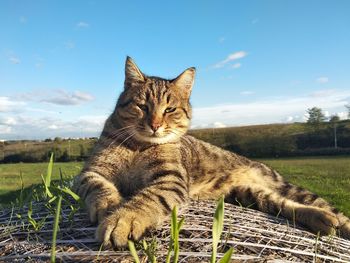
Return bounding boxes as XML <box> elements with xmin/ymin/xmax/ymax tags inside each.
<box><xmin>113</xmin><ymin>56</ymin><xmax>195</xmax><ymax>144</ymax></box>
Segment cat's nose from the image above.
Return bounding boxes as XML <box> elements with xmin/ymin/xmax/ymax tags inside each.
<box><xmin>150</xmin><ymin>122</ymin><xmax>162</xmax><ymax>132</ymax></box>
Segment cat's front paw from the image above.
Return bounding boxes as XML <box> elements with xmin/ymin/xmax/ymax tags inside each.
<box><xmin>96</xmin><ymin>207</ymin><xmax>156</xmax><ymax>247</ymax></box>
<box><xmin>85</xmin><ymin>191</ymin><xmax>121</xmax><ymax>224</ymax></box>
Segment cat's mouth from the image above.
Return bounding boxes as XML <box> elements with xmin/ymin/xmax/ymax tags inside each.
<box><xmin>135</xmin><ymin>129</ymin><xmax>178</xmax><ymax>144</ymax></box>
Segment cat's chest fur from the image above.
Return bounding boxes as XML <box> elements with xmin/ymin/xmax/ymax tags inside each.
<box><xmin>114</xmin><ymin>143</ymin><xmax>183</xmax><ymax>198</ymax></box>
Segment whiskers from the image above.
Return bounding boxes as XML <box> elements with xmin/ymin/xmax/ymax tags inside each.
<box><xmin>104</xmin><ymin>125</ymin><xmax>137</xmax><ymax>149</ymax></box>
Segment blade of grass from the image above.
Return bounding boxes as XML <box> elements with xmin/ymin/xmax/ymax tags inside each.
<box><xmin>46</xmin><ymin>153</ymin><xmax>54</xmax><ymax>187</ymax></box>
<box><xmin>50</xmin><ymin>195</ymin><xmax>62</xmax><ymax>263</ymax></box>
<box><xmin>211</xmin><ymin>196</ymin><xmax>225</xmax><ymax>263</ymax></box>
<box><xmin>218</xmin><ymin>247</ymin><xmax>234</xmax><ymax>263</ymax></box>
<box><xmin>172</xmin><ymin>206</ymin><xmax>179</xmax><ymax>263</ymax></box>
<box><xmin>142</xmin><ymin>239</ymin><xmax>158</xmax><ymax>263</ymax></box>
<box><xmin>128</xmin><ymin>240</ymin><xmax>141</xmax><ymax>263</ymax></box>
<box><xmin>59</xmin><ymin>186</ymin><xmax>80</xmax><ymax>202</ymax></box>
<box><xmin>166</xmin><ymin>206</ymin><xmax>184</xmax><ymax>263</ymax></box>
<box><xmin>18</xmin><ymin>171</ymin><xmax>24</xmax><ymax>207</ymax></box>
<box><xmin>43</xmin><ymin>153</ymin><xmax>54</xmax><ymax>198</ymax></box>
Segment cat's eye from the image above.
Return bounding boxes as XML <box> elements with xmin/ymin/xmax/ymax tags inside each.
<box><xmin>165</xmin><ymin>107</ymin><xmax>176</xmax><ymax>113</ymax></box>
<box><xmin>138</xmin><ymin>104</ymin><xmax>148</xmax><ymax>112</ymax></box>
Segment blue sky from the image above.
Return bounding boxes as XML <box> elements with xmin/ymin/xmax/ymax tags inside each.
<box><xmin>1</xmin><ymin>0</ymin><xmax>350</xmax><ymax>139</ymax></box>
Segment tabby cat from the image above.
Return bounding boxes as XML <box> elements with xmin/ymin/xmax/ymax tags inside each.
<box><xmin>73</xmin><ymin>57</ymin><xmax>350</xmax><ymax>247</ymax></box>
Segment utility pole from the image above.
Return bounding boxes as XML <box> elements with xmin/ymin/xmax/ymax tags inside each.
<box><xmin>68</xmin><ymin>139</ymin><xmax>71</xmax><ymax>157</ymax></box>
<box><xmin>0</xmin><ymin>141</ymin><xmax>4</xmax><ymax>161</ymax></box>
<box><xmin>334</xmin><ymin>123</ymin><xmax>338</xmax><ymax>149</ymax></box>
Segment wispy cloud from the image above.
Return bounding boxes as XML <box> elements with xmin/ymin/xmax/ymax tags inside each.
<box><xmin>232</xmin><ymin>63</ymin><xmax>241</xmax><ymax>69</ymax></box>
<box><xmin>213</xmin><ymin>51</ymin><xmax>247</xmax><ymax>68</ymax></box>
<box><xmin>316</xmin><ymin>76</ymin><xmax>329</xmax><ymax>84</ymax></box>
<box><xmin>310</xmin><ymin>89</ymin><xmax>335</xmax><ymax>97</ymax></box>
<box><xmin>41</xmin><ymin>90</ymin><xmax>94</xmax><ymax>105</ymax></box>
<box><xmin>15</xmin><ymin>89</ymin><xmax>94</xmax><ymax>106</ymax></box>
<box><xmin>9</xmin><ymin>56</ymin><xmax>21</xmax><ymax>64</ymax></box>
<box><xmin>0</xmin><ymin>97</ymin><xmax>25</xmax><ymax>112</ymax></box>
<box><xmin>240</xmin><ymin>91</ymin><xmax>254</xmax><ymax>96</ymax></box>
<box><xmin>76</xmin><ymin>21</ymin><xmax>89</xmax><ymax>28</ymax></box>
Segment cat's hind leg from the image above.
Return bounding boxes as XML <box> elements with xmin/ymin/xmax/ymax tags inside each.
<box><xmin>225</xmin><ymin>184</ymin><xmax>339</xmax><ymax>236</ymax></box>
<box><xmin>278</xmin><ymin>181</ymin><xmax>350</xmax><ymax>239</ymax></box>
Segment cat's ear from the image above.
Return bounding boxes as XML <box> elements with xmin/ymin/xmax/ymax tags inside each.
<box><xmin>172</xmin><ymin>67</ymin><xmax>196</xmax><ymax>95</ymax></box>
<box><xmin>125</xmin><ymin>56</ymin><xmax>145</xmax><ymax>83</ymax></box>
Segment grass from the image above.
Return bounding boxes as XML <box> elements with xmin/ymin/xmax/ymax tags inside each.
<box><xmin>0</xmin><ymin>162</ymin><xmax>83</xmax><ymax>201</ymax></box>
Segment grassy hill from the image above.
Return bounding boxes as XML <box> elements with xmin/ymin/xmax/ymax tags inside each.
<box><xmin>189</xmin><ymin>120</ymin><xmax>350</xmax><ymax>157</ymax></box>
<box><xmin>1</xmin><ymin>120</ymin><xmax>350</xmax><ymax>162</ymax></box>
<box><xmin>1</xmin><ymin>137</ymin><xmax>97</xmax><ymax>163</ymax></box>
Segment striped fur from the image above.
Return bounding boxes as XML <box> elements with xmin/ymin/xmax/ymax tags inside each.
<box><xmin>73</xmin><ymin>57</ymin><xmax>350</xmax><ymax>247</ymax></box>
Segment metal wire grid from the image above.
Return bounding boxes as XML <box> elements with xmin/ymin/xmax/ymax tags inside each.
<box><xmin>1</xmin><ymin>200</ymin><xmax>350</xmax><ymax>262</ymax></box>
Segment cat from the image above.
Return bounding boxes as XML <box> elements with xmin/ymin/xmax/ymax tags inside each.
<box><xmin>73</xmin><ymin>56</ymin><xmax>350</xmax><ymax>247</ymax></box>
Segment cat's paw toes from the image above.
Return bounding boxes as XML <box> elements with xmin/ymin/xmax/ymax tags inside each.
<box><xmin>96</xmin><ymin>208</ymin><xmax>150</xmax><ymax>247</ymax></box>
<box><xmin>86</xmin><ymin>193</ymin><xmax>120</xmax><ymax>224</ymax></box>
<box><xmin>301</xmin><ymin>208</ymin><xmax>339</xmax><ymax>236</ymax></box>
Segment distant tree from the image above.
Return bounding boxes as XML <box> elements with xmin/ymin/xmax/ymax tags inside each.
<box><xmin>329</xmin><ymin>115</ymin><xmax>340</xmax><ymax>123</ymax></box>
<box><xmin>60</xmin><ymin>149</ymin><xmax>70</xmax><ymax>162</ymax></box>
<box><xmin>54</xmin><ymin>137</ymin><xmax>62</xmax><ymax>143</ymax></box>
<box><xmin>79</xmin><ymin>144</ymin><xmax>86</xmax><ymax>160</ymax></box>
<box><xmin>346</xmin><ymin>104</ymin><xmax>350</xmax><ymax>119</ymax></box>
<box><xmin>44</xmin><ymin>138</ymin><xmax>52</xmax><ymax>142</ymax></box>
<box><xmin>306</xmin><ymin>107</ymin><xmax>326</xmax><ymax>124</ymax></box>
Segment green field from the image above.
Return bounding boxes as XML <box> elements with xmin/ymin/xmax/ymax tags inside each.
<box><xmin>0</xmin><ymin>162</ymin><xmax>83</xmax><ymax>196</ymax></box>
<box><xmin>0</xmin><ymin>157</ymin><xmax>349</xmax><ymax>217</ymax></box>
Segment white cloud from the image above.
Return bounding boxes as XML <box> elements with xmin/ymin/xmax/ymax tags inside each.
<box><xmin>0</xmin><ymin>114</ymin><xmax>107</xmax><ymax>139</ymax></box>
<box><xmin>191</xmin><ymin>89</ymin><xmax>350</xmax><ymax>128</ymax></box>
<box><xmin>285</xmin><ymin>116</ymin><xmax>294</xmax><ymax>122</ymax></box>
<box><xmin>316</xmin><ymin>77</ymin><xmax>329</xmax><ymax>84</ymax></box>
<box><xmin>9</xmin><ymin>89</ymin><xmax>94</xmax><ymax>108</ymax></box>
<box><xmin>76</xmin><ymin>21</ymin><xmax>89</xmax><ymax>28</ymax></box>
<box><xmin>0</xmin><ymin>125</ymin><xmax>12</xmax><ymax>134</ymax></box>
<box><xmin>1</xmin><ymin>117</ymin><xmax>17</xmax><ymax>125</ymax></box>
<box><xmin>310</xmin><ymin>89</ymin><xmax>335</xmax><ymax>97</ymax></box>
<box><xmin>39</xmin><ymin>90</ymin><xmax>94</xmax><ymax>106</ymax></box>
<box><xmin>232</xmin><ymin>63</ymin><xmax>241</xmax><ymax>69</ymax></box>
<box><xmin>48</xmin><ymin>124</ymin><xmax>58</xmax><ymax>130</ymax></box>
<box><xmin>213</xmin><ymin>51</ymin><xmax>247</xmax><ymax>68</ymax></box>
<box><xmin>213</xmin><ymin>122</ymin><xmax>227</xmax><ymax>128</ymax></box>
<box><xmin>9</xmin><ymin>56</ymin><xmax>20</xmax><ymax>64</ymax></box>
<box><xmin>0</xmin><ymin>97</ymin><xmax>25</xmax><ymax>112</ymax></box>
<box><xmin>240</xmin><ymin>91</ymin><xmax>254</xmax><ymax>96</ymax></box>
<box><xmin>336</xmin><ymin>111</ymin><xmax>349</xmax><ymax>120</ymax></box>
